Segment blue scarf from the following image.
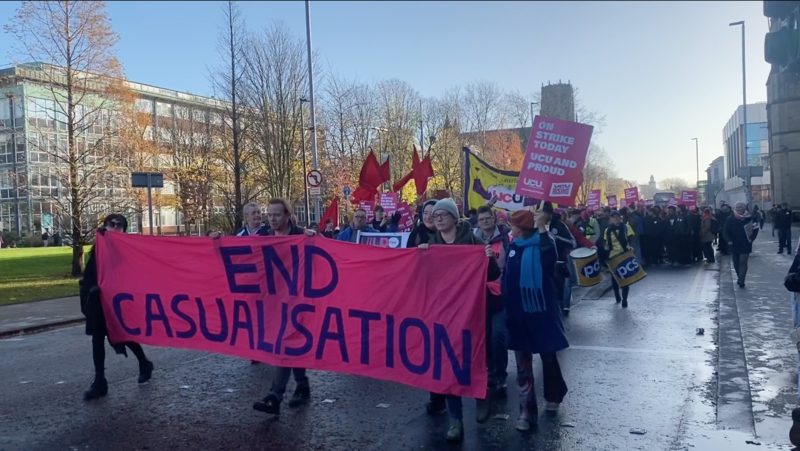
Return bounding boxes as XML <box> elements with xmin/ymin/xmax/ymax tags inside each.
<box><xmin>513</xmin><ymin>233</ymin><xmax>546</xmax><ymax>313</ymax></box>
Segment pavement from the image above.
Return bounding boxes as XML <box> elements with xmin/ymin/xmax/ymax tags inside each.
<box><xmin>0</xmin><ymin>296</ymin><xmax>84</xmax><ymax>338</ymax></box>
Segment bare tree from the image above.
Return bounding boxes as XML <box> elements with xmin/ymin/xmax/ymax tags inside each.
<box><xmin>461</xmin><ymin>80</ymin><xmax>505</xmax><ymax>154</ymax></box>
<box><xmin>6</xmin><ymin>0</ymin><xmax>122</xmax><ymax>276</ymax></box>
<box><xmin>660</xmin><ymin>177</ymin><xmax>691</xmax><ymax>194</ymax></box>
<box><xmin>373</xmin><ymin>79</ymin><xmax>420</xmax><ymax>181</ymax></box>
<box><xmin>211</xmin><ymin>0</ymin><xmax>248</xmax><ymax>231</ymax></box>
<box><xmin>242</xmin><ymin>23</ymin><xmax>308</xmax><ymax>201</ymax></box>
<box><xmin>503</xmin><ymin>90</ymin><xmax>540</xmax><ymax>129</ymax></box>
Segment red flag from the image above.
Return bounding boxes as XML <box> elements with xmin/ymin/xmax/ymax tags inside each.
<box><xmin>414</xmin><ymin>154</ymin><xmax>434</xmax><ymax>196</ymax></box>
<box><xmin>352</xmin><ymin>151</ymin><xmax>389</xmax><ymax>203</ymax></box>
<box><xmin>392</xmin><ymin>170</ymin><xmax>414</xmax><ymax>193</ymax></box>
<box><xmin>320</xmin><ymin>196</ymin><xmax>339</xmax><ymax>228</ymax></box>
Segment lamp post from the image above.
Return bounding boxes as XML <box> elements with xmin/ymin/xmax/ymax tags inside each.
<box><xmin>530</xmin><ymin>101</ymin><xmax>539</xmax><ymax>127</ymax></box>
<box><xmin>729</xmin><ymin>20</ymin><xmax>750</xmax><ymax>204</ymax></box>
<box><xmin>300</xmin><ymin>97</ymin><xmax>311</xmax><ymax>225</ymax></box>
<box><xmin>692</xmin><ymin>138</ymin><xmax>699</xmax><ymax>188</ymax></box>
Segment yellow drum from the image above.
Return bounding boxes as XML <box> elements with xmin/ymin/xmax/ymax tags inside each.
<box><xmin>570</xmin><ymin>247</ymin><xmax>601</xmax><ymax>287</ymax></box>
<box><xmin>607</xmin><ymin>250</ymin><xmax>646</xmax><ymax>288</ymax></box>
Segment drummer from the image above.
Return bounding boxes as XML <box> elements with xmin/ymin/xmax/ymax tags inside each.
<box><xmin>602</xmin><ymin>211</ymin><xmax>636</xmax><ymax>308</ymax></box>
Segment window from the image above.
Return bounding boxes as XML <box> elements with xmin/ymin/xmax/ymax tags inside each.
<box><xmin>192</xmin><ymin>109</ymin><xmax>207</xmax><ymax>124</ymax></box>
<box><xmin>26</xmin><ymin>97</ymin><xmax>55</xmax><ymax>129</ymax></box>
<box><xmin>156</xmin><ymin>102</ymin><xmax>173</xmax><ymax>118</ymax></box>
<box><xmin>174</xmin><ymin>105</ymin><xmax>189</xmax><ymax>121</ymax></box>
<box><xmin>135</xmin><ymin>98</ymin><xmax>153</xmax><ymax>114</ymax></box>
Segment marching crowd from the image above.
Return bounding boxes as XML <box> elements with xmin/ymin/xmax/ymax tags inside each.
<box><xmin>77</xmin><ymin>196</ymin><xmax>797</xmax><ymax>444</ymax></box>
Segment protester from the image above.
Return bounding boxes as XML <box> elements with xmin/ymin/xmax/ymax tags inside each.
<box><xmin>253</xmin><ymin>198</ymin><xmax>316</xmax><ymax>416</ymax></box>
<box><xmin>777</xmin><ymin>203</ymin><xmax>794</xmax><ymax>254</ymax></box>
<box><xmin>643</xmin><ymin>207</ymin><xmax>665</xmax><ymax>266</ymax></box>
<box><xmin>601</xmin><ymin>211</ymin><xmax>635</xmax><ymax>308</ymax></box>
<box><xmin>503</xmin><ymin>209</ymin><xmax>569</xmax><ymax>432</ymax></box>
<box><xmin>700</xmin><ymin>208</ymin><xmax>718</xmax><ymax>264</ymax></box>
<box><xmin>467</xmin><ymin>208</ymin><xmax>478</xmax><ymax>227</ymax></box>
<box><xmin>236</xmin><ymin>202</ymin><xmax>269</xmax><ymax>236</ymax></box>
<box><xmin>418</xmin><ymin>198</ymin><xmax>500</xmax><ymax>442</ymax></box>
<box><xmin>80</xmin><ymin>214</ymin><xmax>154</xmax><ymax>401</ymax></box>
<box><xmin>629</xmin><ymin>205</ymin><xmax>646</xmax><ymax>264</ymax></box>
<box><xmin>407</xmin><ymin>200</ymin><xmax>437</xmax><ymax>248</ymax></box>
<box><xmin>724</xmin><ymin>202</ymin><xmax>759</xmax><ymax>288</ymax></box>
<box><xmin>547</xmin><ymin>207</ymin><xmax>577</xmax><ymax>317</ymax></box>
<box><xmin>41</xmin><ymin>227</ymin><xmax>50</xmax><ymax>247</ymax></box>
<box><xmin>337</xmin><ymin>209</ymin><xmax>378</xmax><ymax>242</ymax></box>
<box><xmin>371</xmin><ymin>206</ymin><xmax>389</xmax><ymax>232</ymax></box>
<box><xmin>473</xmin><ymin>205</ymin><xmax>510</xmax><ymax>397</ymax></box>
<box><xmin>716</xmin><ymin>203</ymin><xmax>732</xmax><ymax>255</ymax></box>
<box><xmin>322</xmin><ymin>219</ymin><xmax>335</xmax><ymax>238</ymax></box>
<box><xmin>753</xmin><ymin>205</ymin><xmax>765</xmax><ymax>230</ymax></box>
<box><xmin>688</xmin><ymin>206</ymin><xmax>703</xmax><ymax>263</ymax></box>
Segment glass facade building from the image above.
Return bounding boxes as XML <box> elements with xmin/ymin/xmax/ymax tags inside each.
<box><xmin>721</xmin><ymin>102</ymin><xmax>771</xmax><ymax>206</ymax></box>
<box><xmin>0</xmin><ymin>63</ymin><xmax>226</xmax><ymax>237</ymax></box>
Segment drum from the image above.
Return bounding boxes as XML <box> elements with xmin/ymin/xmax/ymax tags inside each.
<box><xmin>570</xmin><ymin>247</ymin><xmax>601</xmax><ymax>287</ymax></box>
<box><xmin>607</xmin><ymin>250</ymin><xmax>647</xmax><ymax>288</ymax></box>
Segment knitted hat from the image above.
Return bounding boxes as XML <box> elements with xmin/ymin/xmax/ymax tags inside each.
<box><xmin>432</xmin><ymin>198</ymin><xmax>460</xmax><ymax>220</ymax></box>
<box><xmin>510</xmin><ymin>210</ymin><xmax>535</xmax><ymax>231</ymax></box>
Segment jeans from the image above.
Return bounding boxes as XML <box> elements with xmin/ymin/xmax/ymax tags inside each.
<box><xmin>732</xmin><ymin>253</ymin><xmax>749</xmax><ymax>283</ymax></box>
<box><xmin>269</xmin><ymin>367</ymin><xmax>308</xmax><ymax>400</ymax></box>
<box><xmin>515</xmin><ymin>351</ymin><xmax>568</xmax><ymax>414</ymax></box>
<box><xmin>779</xmin><ymin>228</ymin><xmax>793</xmax><ymax>253</ymax></box>
<box><xmin>489</xmin><ymin>309</ymin><xmax>509</xmax><ymax>387</ymax></box>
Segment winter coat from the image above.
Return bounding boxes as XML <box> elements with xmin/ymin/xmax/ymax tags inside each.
<box><xmin>549</xmin><ymin>218</ymin><xmax>576</xmax><ymax>262</ymax></box>
<box><xmin>79</xmin><ymin>242</ymin><xmax>130</xmax><ymax>355</ymax></box>
<box><xmin>502</xmin><ymin>231</ymin><xmax>568</xmax><ymax>354</ymax></box>
<box><xmin>266</xmin><ymin>223</ymin><xmax>306</xmax><ymax>236</ymax></box>
<box><xmin>235</xmin><ymin>225</ymin><xmax>270</xmax><ymax>236</ymax></box>
<box><xmin>776</xmin><ymin>208</ymin><xmax>793</xmax><ymax>229</ymax></box>
<box><xmin>429</xmin><ymin>220</ymin><xmax>501</xmax><ymax>282</ymax></box>
<box><xmin>724</xmin><ymin>215</ymin><xmax>759</xmax><ymax>254</ymax></box>
<box><xmin>701</xmin><ymin>217</ymin><xmax>717</xmax><ymax>243</ymax></box>
<box><xmin>337</xmin><ymin>225</ymin><xmax>378</xmax><ymax>243</ymax></box>
<box><xmin>407</xmin><ymin>224</ymin><xmax>436</xmax><ymax>248</ymax></box>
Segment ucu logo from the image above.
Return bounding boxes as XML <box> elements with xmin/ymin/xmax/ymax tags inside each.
<box><xmin>582</xmin><ymin>261</ymin><xmax>601</xmax><ymax>278</ymax></box>
<box><xmin>615</xmin><ymin>258</ymin><xmax>640</xmax><ymax>279</ymax></box>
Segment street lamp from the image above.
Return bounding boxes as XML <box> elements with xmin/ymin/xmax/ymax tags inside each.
<box><xmin>729</xmin><ymin>20</ymin><xmax>750</xmax><ymax>204</ymax></box>
<box><xmin>692</xmin><ymin>138</ymin><xmax>699</xmax><ymax>188</ymax></box>
<box><xmin>530</xmin><ymin>101</ymin><xmax>539</xmax><ymax>127</ymax></box>
<box><xmin>300</xmin><ymin>97</ymin><xmax>311</xmax><ymax>225</ymax></box>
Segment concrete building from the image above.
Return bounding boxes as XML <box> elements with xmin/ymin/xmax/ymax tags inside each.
<box><xmin>705</xmin><ymin>156</ymin><xmax>725</xmax><ymax>207</ymax></box>
<box><xmin>719</xmin><ymin>102</ymin><xmax>771</xmax><ymax>209</ymax></box>
<box><xmin>764</xmin><ymin>1</ymin><xmax>800</xmax><ymax>210</ymax></box>
<box><xmin>540</xmin><ymin>82</ymin><xmax>575</xmax><ymax>121</ymax></box>
<box><xmin>0</xmin><ymin>62</ymin><xmax>226</xmax><ymax>237</ymax></box>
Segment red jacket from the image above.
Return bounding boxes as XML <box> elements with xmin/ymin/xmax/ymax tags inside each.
<box><xmin>568</xmin><ymin>223</ymin><xmax>596</xmax><ymax>249</ymax></box>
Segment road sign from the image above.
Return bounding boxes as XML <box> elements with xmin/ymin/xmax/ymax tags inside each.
<box><xmin>309</xmin><ymin>186</ymin><xmax>322</xmax><ymax>196</ymax></box>
<box><xmin>343</xmin><ymin>186</ymin><xmax>351</xmax><ymax>197</ymax></box>
<box><xmin>307</xmin><ymin>170</ymin><xmax>322</xmax><ymax>187</ymax></box>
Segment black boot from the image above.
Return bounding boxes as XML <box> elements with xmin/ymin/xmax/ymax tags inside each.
<box><xmin>791</xmin><ymin>408</ymin><xmax>800</xmax><ymax>446</ymax></box>
<box><xmin>288</xmin><ymin>383</ymin><xmax>310</xmax><ymax>407</ymax></box>
<box><xmin>84</xmin><ymin>378</ymin><xmax>108</xmax><ymax>401</ymax></box>
<box><xmin>253</xmin><ymin>394</ymin><xmax>281</xmax><ymax>415</ymax></box>
<box><xmin>138</xmin><ymin>360</ymin><xmax>154</xmax><ymax>383</ymax></box>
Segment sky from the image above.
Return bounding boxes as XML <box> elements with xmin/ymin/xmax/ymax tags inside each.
<box><xmin>0</xmin><ymin>1</ymin><xmax>772</xmax><ymax>187</ymax></box>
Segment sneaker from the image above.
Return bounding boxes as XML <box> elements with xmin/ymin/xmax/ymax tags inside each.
<box><xmin>563</xmin><ymin>308</ymin><xmax>570</xmax><ymax>317</ymax></box>
<box><xmin>545</xmin><ymin>401</ymin><xmax>560</xmax><ymax>412</ymax></box>
<box><xmin>515</xmin><ymin>417</ymin><xmax>531</xmax><ymax>431</ymax></box>
<box><xmin>83</xmin><ymin>378</ymin><xmax>108</xmax><ymax>401</ymax></box>
<box><xmin>446</xmin><ymin>419</ymin><xmax>463</xmax><ymax>442</ymax></box>
<box><xmin>425</xmin><ymin>399</ymin><xmax>447</xmax><ymax>415</ymax></box>
<box><xmin>614</xmin><ymin>296</ymin><xmax>622</xmax><ymax>304</ymax></box>
<box><xmin>791</xmin><ymin>408</ymin><xmax>800</xmax><ymax>447</ymax></box>
<box><xmin>288</xmin><ymin>384</ymin><xmax>310</xmax><ymax>408</ymax></box>
<box><xmin>738</xmin><ymin>281</ymin><xmax>745</xmax><ymax>288</ymax></box>
<box><xmin>476</xmin><ymin>397</ymin><xmax>491</xmax><ymax>423</ymax></box>
<box><xmin>622</xmin><ymin>299</ymin><xmax>628</xmax><ymax>309</ymax></box>
<box><xmin>253</xmin><ymin>394</ymin><xmax>281</xmax><ymax>415</ymax></box>
<box><xmin>138</xmin><ymin>360</ymin><xmax>154</xmax><ymax>384</ymax></box>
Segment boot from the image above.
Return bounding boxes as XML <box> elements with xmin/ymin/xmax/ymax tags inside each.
<box><xmin>138</xmin><ymin>360</ymin><xmax>154</xmax><ymax>383</ymax></box>
<box><xmin>253</xmin><ymin>394</ymin><xmax>280</xmax><ymax>415</ymax></box>
<box><xmin>426</xmin><ymin>397</ymin><xmax>447</xmax><ymax>415</ymax></box>
<box><xmin>83</xmin><ymin>378</ymin><xmax>108</xmax><ymax>401</ymax></box>
<box><xmin>288</xmin><ymin>383</ymin><xmax>310</xmax><ymax>407</ymax></box>
<box><xmin>622</xmin><ymin>298</ymin><xmax>628</xmax><ymax>308</ymax></box>
<box><xmin>476</xmin><ymin>396</ymin><xmax>491</xmax><ymax>423</ymax></box>
<box><xmin>446</xmin><ymin>419</ymin><xmax>463</xmax><ymax>442</ymax></box>
<box><xmin>791</xmin><ymin>408</ymin><xmax>800</xmax><ymax>447</ymax></box>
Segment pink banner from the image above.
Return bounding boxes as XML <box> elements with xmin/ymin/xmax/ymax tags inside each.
<box><xmin>680</xmin><ymin>191</ymin><xmax>697</xmax><ymax>207</ymax></box>
<box><xmin>359</xmin><ymin>201</ymin><xmax>375</xmax><ymax>222</ymax></box>
<box><xmin>395</xmin><ymin>202</ymin><xmax>415</xmax><ymax>232</ymax></box>
<box><xmin>624</xmin><ymin>187</ymin><xmax>639</xmax><ymax>206</ymax></box>
<box><xmin>96</xmin><ymin>233</ymin><xmax>488</xmax><ymax>397</ymax></box>
<box><xmin>516</xmin><ymin>116</ymin><xmax>594</xmax><ymax>206</ymax></box>
<box><xmin>586</xmin><ymin>189</ymin><xmax>602</xmax><ymax>209</ymax></box>
<box><xmin>378</xmin><ymin>193</ymin><xmax>399</xmax><ymax>214</ymax></box>
<box><xmin>607</xmin><ymin>194</ymin><xmax>618</xmax><ymax>209</ymax></box>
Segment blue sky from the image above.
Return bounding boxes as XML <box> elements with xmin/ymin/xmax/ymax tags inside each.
<box><xmin>0</xmin><ymin>1</ymin><xmax>771</xmax><ymax>186</ymax></box>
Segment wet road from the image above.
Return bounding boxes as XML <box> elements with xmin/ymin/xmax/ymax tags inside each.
<box><xmin>0</xmin><ymin>249</ymin><xmax>794</xmax><ymax>450</ymax></box>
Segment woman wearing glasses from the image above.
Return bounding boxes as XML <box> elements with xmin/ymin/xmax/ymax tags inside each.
<box><xmin>80</xmin><ymin>214</ymin><xmax>154</xmax><ymax>401</ymax></box>
<box><xmin>418</xmin><ymin>198</ymin><xmax>501</xmax><ymax>442</ymax></box>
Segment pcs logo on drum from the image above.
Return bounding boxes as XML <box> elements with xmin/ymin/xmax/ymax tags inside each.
<box><xmin>614</xmin><ymin>257</ymin><xmax>640</xmax><ymax>279</ymax></box>
<box><xmin>581</xmin><ymin>261</ymin><xmax>601</xmax><ymax>278</ymax></box>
